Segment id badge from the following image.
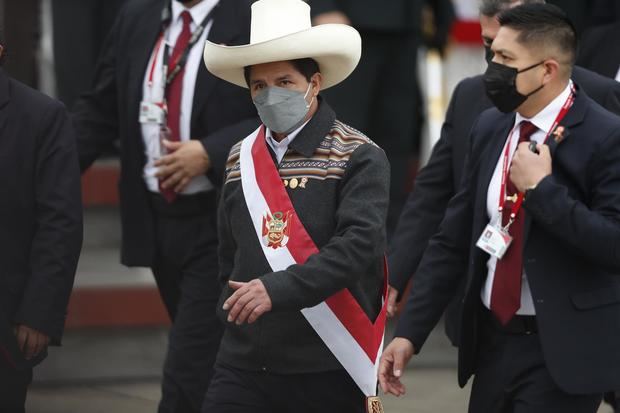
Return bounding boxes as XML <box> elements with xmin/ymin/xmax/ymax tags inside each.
<box><xmin>476</xmin><ymin>222</ymin><xmax>513</xmax><ymax>259</ymax></box>
<box><xmin>139</xmin><ymin>101</ymin><xmax>165</xmax><ymax>124</ymax></box>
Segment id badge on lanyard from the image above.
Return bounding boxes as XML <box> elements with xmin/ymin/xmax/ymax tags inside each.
<box><xmin>476</xmin><ymin>86</ymin><xmax>575</xmax><ymax>260</ymax></box>
<box><xmin>139</xmin><ymin>101</ymin><xmax>167</xmax><ymax>125</ymax></box>
<box><xmin>139</xmin><ymin>33</ymin><xmax>167</xmax><ymax>126</ymax></box>
<box><xmin>477</xmin><ymin>217</ymin><xmax>513</xmax><ymax>259</ymax></box>
<box><xmin>139</xmin><ymin>34</ymin><xmax>172</xmax><ymax>157</ymax></box>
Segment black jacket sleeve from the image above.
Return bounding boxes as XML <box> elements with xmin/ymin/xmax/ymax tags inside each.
<box><xmin>14</xmin><ymin>102</ymin><xmax>83</xmax><ymax>345</ymax></box>
<box><xmin>261</xmin><ymin>144</ymin><xmax>390</xmax><ymax>311</ymax></box>
<box><xmin>603</xmin><ymin>84</ymin><xmax>620</xmax><ymax>116</ymax></box>
<box><xmin>388</xmin><ymin>81</ymin><xmax>462</xmax><ymax>296</ymax></box>
<box><xmin>71</xmin><ymin>11</ymin><xmax>122</xmax><ymax>172</ymax></box>
<box><xmin>393</xmin><ymin>118</ymin><xmax>482</xmax><ymax>352</ymax></box>
<box><xmin>524</xmin><ymin>129</ymin><xmax>620</xmax><ymax>271</ymax></box>
<box><xmin>217</xmin><ymin>182</ymin><xmax>237</xmax><ymax>287</ymax></box>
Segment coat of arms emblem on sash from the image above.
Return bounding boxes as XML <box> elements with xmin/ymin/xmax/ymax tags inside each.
<box><xmin>262</xmin><ymin>211</ymin><xmax>291</xmax><ymax>249</ymax></box>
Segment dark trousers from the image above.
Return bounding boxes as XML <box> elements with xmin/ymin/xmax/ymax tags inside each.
<box><xmin>469</xmin><ymin>312</ymin><xmax>602</xmax><ymax>413</ymax></box>
<box><xmin>202</xmin><ymin>363</ymin><xmax>366</xmax><ymax>413</ymax></box>
<box><xmin>149</xmin><ymin>193</ymin><xmax>225</xmax><ymax>413</ymax></box>
<box><xmin>321</xmin><ymin>31</ymin><xmax>420</xmax><ymax>233</ymax></box>
<box><xmin>0</xmin><ymin>362</ymin><xmax>32</xmax><ymax>413</ymax></box>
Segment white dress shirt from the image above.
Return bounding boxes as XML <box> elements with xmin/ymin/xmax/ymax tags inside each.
<box><xmin>615</xmin><ymin>65</ymin><xmax>620</xmax><ymax>82</ymax></box>
<box><xmin>141</xmin><ymin>0</ymin><xmax>219</xmax><ymax>194</ymax></box>
<box><xmin>482</xmin><ymin>80</ymin><xmax>573</xmax><ymax>315</ymax></box>
<box><xmin>265</xmin><ymin>120</ymin><xmax>311</xmax><ymax>163</ymax></box>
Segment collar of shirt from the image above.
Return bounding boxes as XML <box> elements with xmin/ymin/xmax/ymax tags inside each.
<box><xmin>265</xmin><ymin>119</ymin><xmax>312</xmax><ymax>163</ymax></box>
<box><xmin>514</xmin><ymin>79</ymin><xmax>573</xmax><ymax>141</ymax></box>
<box><xmin>171</xmin><ymin>0</ymin><xmax>219</xmax><ymax>32</ymax></box>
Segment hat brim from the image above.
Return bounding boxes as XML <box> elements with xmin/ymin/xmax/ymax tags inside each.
<box><xmin>203</xmin><ymin>24</ymin><xmax>361</xmax><ymax>89</ymax></box>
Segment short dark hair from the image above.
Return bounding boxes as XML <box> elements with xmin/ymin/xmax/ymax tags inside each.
<box><xmin>243</xmin><ymin>58</ymin><xmax>320</xmax><ymax>87</ymax></box>
<box><xmin>498</xmin><ymin>3</ymin><xmax>577</xmax><ymax>67</ymax></box>
<box><xmin>479</xmin><ymin>0</ymin><xmax>545</xmax><ymax>18</ymax></box>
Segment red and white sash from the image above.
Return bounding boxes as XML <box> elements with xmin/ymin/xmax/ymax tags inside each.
<box><xmin>239</xmin><ymin>126</ymin><xmax>388</xmax><ymax>396</ymax></box>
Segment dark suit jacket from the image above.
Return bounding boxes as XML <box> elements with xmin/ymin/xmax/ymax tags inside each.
<box><xmin>72</xmin><ymin>0</ymin><xmax>258</xmax><ymax>267</ymax></box>
<box><xmin>578</xmin><ymin>22</ymin><xmax>620</xmax><ymax>80</ymax></box>
<box><xmin>389</xmin><ymin>66</ymin><xmax>620</xmax><ymax>344</ymax></box>
<box><xmin>394</xmin><ymin>86</ymin><xmax>620</xmax><ymax>394</ymax></box>
<box><xmin>0</xmin><ymin>69</ymin><xmax>82</xmax><ymax>366</ymax></box>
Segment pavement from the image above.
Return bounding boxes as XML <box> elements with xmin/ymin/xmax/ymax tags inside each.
<box><xmin>26</xmin><ymin>323</ymin><xmax>613</xmax><ymax>413</ymax></box>
<box><xmin>22</xmin><ymin>207</ymin><xmax>614</xmax><ymax>413</ymax></box>
<box><xmin>26</xmin><ymin>322</ymin><xmax>470</xmax><ymax>413</ymax></box>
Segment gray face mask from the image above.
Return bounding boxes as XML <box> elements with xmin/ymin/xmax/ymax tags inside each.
<box><xmin>253</xmin><ymin>84</ymin><xmax>314</xmax><ymax>134</ymax></box>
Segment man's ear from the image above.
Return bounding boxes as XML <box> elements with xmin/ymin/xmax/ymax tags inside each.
<box><xmin>310</xmin><ymin>72</ymin><xmax>323</xmax><ymax>97</ymax></box>
<box><xmin>543</xmin><ymin>59</ymin><xmax>560</xmax><ymax>85</ymax></box>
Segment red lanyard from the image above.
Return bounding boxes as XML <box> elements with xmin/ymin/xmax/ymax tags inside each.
<box><xmin>147</xmin><ymin>7</ymin><xmax>217</xmax><ymax>89</ymax></box>
<box><xmin>498</xmin><ymin>85</ymin><xmax>576</xmax><ymax>228</ymax></box>
<box><xmin>147</xmin><ymin>34</ymin><xmax>166</xmax><ymax>87</ymax></box>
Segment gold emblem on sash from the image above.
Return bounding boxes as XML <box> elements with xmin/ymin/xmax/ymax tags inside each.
<box><xmin>290</xmin><ymin>178</ymin><xmax>299</xmax><ymax>189</ymax></box>
<box><xmin>366</xmin><ymin>396</ymin><xmax>384</xmax><ymax>413</ymax></box>
<box><xmin>262</xmin><ymin>211</ymin><xmax>291</xmax><ymax>249</ymax></box>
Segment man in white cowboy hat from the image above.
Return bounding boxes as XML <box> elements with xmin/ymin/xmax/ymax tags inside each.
<box><xmin>201</xmin><ymin>0</ymin><xmax>390</xmax><ymax>411</ymax></box>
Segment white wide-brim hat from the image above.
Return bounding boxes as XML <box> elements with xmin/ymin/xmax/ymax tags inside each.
<box><xmin>203</xmin><ymin>0</ymin><xmax>361</xmax><ymax>90</ymax></box>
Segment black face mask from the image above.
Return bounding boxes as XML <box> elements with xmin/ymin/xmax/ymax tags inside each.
<box><xmin>483</xmin><ymin>61</ymin><xmax>545</xmax><ymax>113</ymax></box>
<box><xmin>484</xmin><ymin>46</ymin><xmax>494</xmax><ymax>64</ymax></box>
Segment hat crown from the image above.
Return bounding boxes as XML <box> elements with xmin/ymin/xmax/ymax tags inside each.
<box><xmin>250</xmin><ymin>0</ymin><xmax>312</xmax><ymax>44</ymax></box>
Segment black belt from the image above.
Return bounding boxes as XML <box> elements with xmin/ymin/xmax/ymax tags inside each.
<box><xmin>149</xmin><ymin>191</ymin><xmax>216</xmax><ymax>217</ymax></box>
<box><xmin>482</xmin><ymin>308</ymin><xmax>538</xmax><ymax>335</ymax></box>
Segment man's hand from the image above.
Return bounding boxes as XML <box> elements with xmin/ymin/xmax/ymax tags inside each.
<box><xmin>509</xmin><ymin>142</ymin><xmax>552</xmax><ymax>193</ymax></box>
<box><xmin>14</xmin><ymin>325</ymin><xmax>49</xmax><ymax>360</ymax></box>
<box><xmin>387</xmin><ymin>285</ymin><xmax>399</xmax><ymax>318</ymax></box>
<box><xmin>312</xmin><ymin>11</ymin><xmax>351</xmax><ymax>26</ymax></box>
<box><xmin>155</xmin><ymin>140</ymin><xmax>210</xmax><ymax>193</ymax></box>
<box><xmin>378</xmin><ymin>337</ymin><xmax>415</xmax><ymax>396</ymax></box>
<box><xmin>223</xmin><ymin>280</ymin><xmax>273</xmax><ymax>325</ymax></box>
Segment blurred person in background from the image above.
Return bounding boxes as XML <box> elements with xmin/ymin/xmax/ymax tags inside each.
<box><xmin>52</xmin><ymin>0</ymin><xmax>126</xmax><ymax>109</ymax></box>
<box><xmin>547</xmin><ymin>0</ymin><xmax>620</xmax><ymax>35</ymax></box>
<box><xmin>577</xmin><ymin>20</ymin><xmax>620</xmax><ymax>83</ymax></box>
<box><xmin>71</xmin><ymin>0</ymin><xmax>257</xmax><ymax>412</ymax></box>
<box><xmin>0</xmin><ymin>39</ymin><xmax>82</xmax><ymax>413</ymax></box>
<box><xmin>0</xmin><ymin>0</ymin><xmax>39</xmax><ymax>87</ymax></box>
<box><xmin>308</xmin><ymin>0</ymin><xmax>455</xmax><ymax>234</ymax></box>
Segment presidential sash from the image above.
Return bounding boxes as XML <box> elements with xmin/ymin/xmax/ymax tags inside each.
<box><xmin>239</xmin><ymin>126</ymin><xmax>388</xmax><ymax>401</ymax></box>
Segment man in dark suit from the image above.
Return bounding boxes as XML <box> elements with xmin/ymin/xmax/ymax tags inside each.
<box><xmin>0</xmin><ymin>43</ymin><xmax>82</xmax><ymax>413</ymax></box>
<box><xmin>308</xmin><ymin>0</ymin><xmax>454</xmax><ymax>233</ymax></box>
<box><xmin>388</xmin><ymin>0</ymin><xmax>620</xmax><ymax>346</ymax></box>
<box><xmin>52</xmin><ymin>0</ymin><xmax>126</xmax><ymax>108</ymax></box>
<box><xmin>72</xmin><ymin>1</ymin><xmax>257</xmax><ymax>412</ymax></box>
<box><xmin>577</xmin><ymin>21</ymin><xmax>620</xmax><ymax>82</ymax></box>
<box><xmin>380</xmin><ymin>4</ymin><xmax>620</xmax><ymax>412</ymax></box>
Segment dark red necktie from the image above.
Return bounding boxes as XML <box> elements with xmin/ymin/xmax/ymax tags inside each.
<box><xmin>159</xmin><ymin>11</ymin><xmax>192</xmax><ymax>203</ymax></box>
<box><xmin>490</xmin><ymin>120</ymin><xmax>538</xmax><ymax>325</ymax></box>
